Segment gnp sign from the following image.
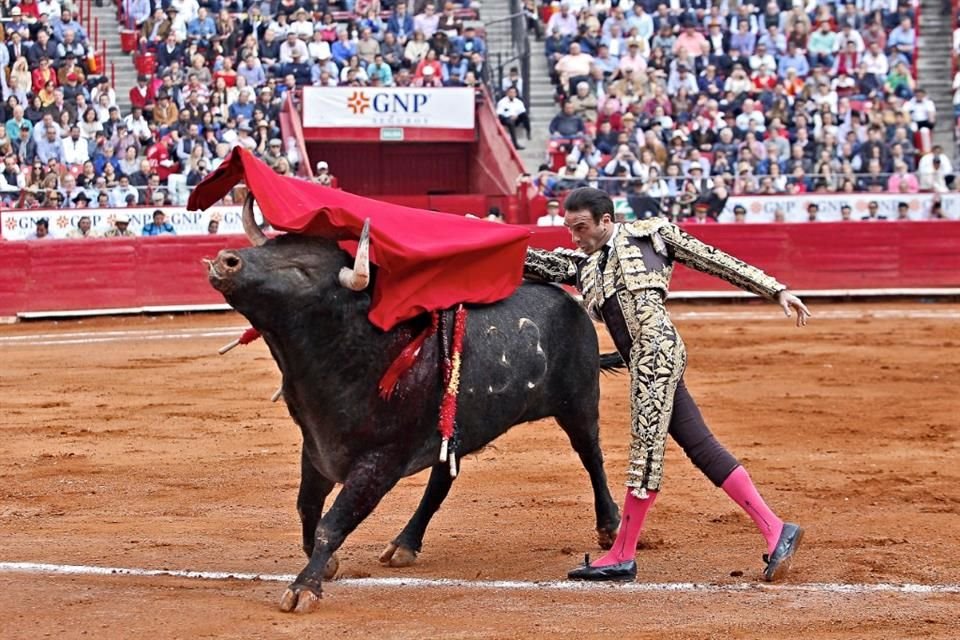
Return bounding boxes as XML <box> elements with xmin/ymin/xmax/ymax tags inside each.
<box><xmin>0</xmin><ymin>205</ymin><xmax>245</xmax><ymax>240</ymax></box>
<box><xmin>302</xmin><ymin>87</ymin><xmax>475</xmax><ymax>129</ymax></box>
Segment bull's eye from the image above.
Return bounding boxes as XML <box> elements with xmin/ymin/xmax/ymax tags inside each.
<box><xmin>225</xmin><ymin>256</ymin><xmax>240</xmax><ymax>269</ymax></box>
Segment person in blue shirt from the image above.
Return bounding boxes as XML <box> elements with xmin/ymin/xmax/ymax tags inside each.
<box><xmin>456</xmin><ymin>26</ymin><xmax>486</xmax><ymax>57</ymax></box>
<box><xmin>53</xmin><ymin>8</ymin><xmax>87</xmax><ymax>43</ymax></box>
<box><xmin>142</xmin><ymin>209</ymin><xmax>176</xmax><ymax>236</ymax></box>
<box><xmin>228</xmin><ymin>88</ymin><xmax>255</xmax><ymax>122</ymax></box>
<box><xmin>187</xmin><ymin>8</ymin><xmax>218</xmax><ymax>49</ymax></box>
<box><xmin>387</xmin><ymin>3</ymin><xmax>415</xmax><ymax>43</ymax></box>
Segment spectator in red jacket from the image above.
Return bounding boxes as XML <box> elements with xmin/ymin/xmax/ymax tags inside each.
<box><xmin>31</xmin><ymin>57</ymin><xmax>58</xmax><ymax>94</ymax></box>
<box><xmin>129</xmin><ymin>74</ymin><xmax>156</xmax><ymax>115</ymax></box>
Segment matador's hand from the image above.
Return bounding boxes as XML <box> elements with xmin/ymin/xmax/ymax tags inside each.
<box><xmin>778</xmin><ymin>290</ymin><xmax>811</xmax><ymax>327</ymax></box>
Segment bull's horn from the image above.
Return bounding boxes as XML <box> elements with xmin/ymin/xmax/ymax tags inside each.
<box><xmin>242</xmin><ymin>193</ymin><xmax>268</xmax><ymax>247</ymax></box>
<box><xmin>338</xmin><ymin>218</ymin><xmax>371</xmax><ymax>291</ymax></box>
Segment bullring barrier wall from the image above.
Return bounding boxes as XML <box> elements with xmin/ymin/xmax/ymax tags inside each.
<box><xmin>1</xmin><ymin>221</ymin><xmax>958</xmax><ymax>319</ymax></box>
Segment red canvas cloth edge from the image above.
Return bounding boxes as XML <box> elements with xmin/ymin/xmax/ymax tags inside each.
<box><xmin>187</xmin><ymin>148</ymin><xmax>530</xmax><ymax>330</ymax></box>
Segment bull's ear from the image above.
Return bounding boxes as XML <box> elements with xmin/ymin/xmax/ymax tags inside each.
<box><xmin>242</xmin><ymin>193</ymin><xmax>268</xmax><ymax>247</ymax></box>
<box><xmin>338</xmin><ymin>218</ymin><xmax>371</xmax><ymax>291</ymax></box>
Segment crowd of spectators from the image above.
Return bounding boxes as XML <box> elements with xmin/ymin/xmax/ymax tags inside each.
<box><xmin>0</xmin><ymin>0</ymin><xmax>486</xmax><ymax>217</ymax></box>
<box><xmin>520</xmin><ymin>0</ymin><xmax>956</xmax><ymax>212</ymax></box>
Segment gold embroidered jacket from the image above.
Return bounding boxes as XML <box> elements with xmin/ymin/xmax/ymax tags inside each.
<box><xmin>524</xmin><ymin>218</ymin><xmax>787</xmax><ymax>306</ymax></box>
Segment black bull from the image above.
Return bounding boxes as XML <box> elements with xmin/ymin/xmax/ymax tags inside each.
<box><xmin>207</xmin><ymin>202</ymin><xmax>621</xmax><ymax>612</ymax></box>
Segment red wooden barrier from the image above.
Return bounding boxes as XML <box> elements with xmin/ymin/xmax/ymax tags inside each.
<box><xmin>2</xmin><ymin>222</ymin><xmax>959</xmax><ymax>318</ymax></box>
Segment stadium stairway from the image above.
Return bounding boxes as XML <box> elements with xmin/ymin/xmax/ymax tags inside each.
<box><xmin>917</xmin><ymin>0</ymin><xmax>953</xmax><ymax>153</ymax></box>
<box><xmin>89</xmin><ymin>2</ymin><xmax>139</xmax><ymax>114</ymax></box>
<box><xmin>481</xmin><ymin>2</ymin><xmax>552</xmax><ymax>172</ymax></box>
<box><xmin>521</xmin><ymin>51</ymin><xmax>555</xmax><ymax>173</ymax></box>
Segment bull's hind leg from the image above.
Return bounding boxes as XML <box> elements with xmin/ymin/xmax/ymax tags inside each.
<box><xmin>556</xmin><ymin>411</ymin><xmax>621</xmax><ymax>549</ymax></box>
<box><xmin>379</xmin><ymin>462</ymin><xmax>456</xmax><ymax>567</ymax></box>
<box><xmin>280</xmin><ymin>447</ymin><xmax>404</xmax><ymax>613</ymax></box>
<box><xmin>297</xmin><ymin>450</ymin><xmax>339</xmax><ymax>580</ymax></box>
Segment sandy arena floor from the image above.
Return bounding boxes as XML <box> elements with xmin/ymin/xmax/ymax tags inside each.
<box><xmin>1</xmin><ymin>302</ymin><xmax>958</xmax><ymax>639</ymax></box>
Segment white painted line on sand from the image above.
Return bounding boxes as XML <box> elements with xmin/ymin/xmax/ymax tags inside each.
<box><xmin>1</xmin><ymin>562</ymin><xmax>958</xmax><ymax>596</ymax></box>
<box><xmin>2</xmin><ymin>307</ymin><xmax>960</xmax><ymax>348</ymax></box>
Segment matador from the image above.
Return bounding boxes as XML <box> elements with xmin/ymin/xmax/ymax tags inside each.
<box><xmin>524</xmin><ymin>187</ymin><xmax>810</xmax><ymax>582</ymax></box>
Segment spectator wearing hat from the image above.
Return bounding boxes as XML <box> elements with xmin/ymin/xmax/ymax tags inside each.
<box><xmin>413</xmin><ymin>62</ymin><xmax>443</xmax><ymax>87</ymax></box>
<box><xmin>70</xmin><ymin>190</ymin><xmax>92</xmax><ymax>209</ymax></box>
<box><xmin>568</xmin><ymin>81</ymin><xmax>598</xmax><ymax>123</ymax></box>
<box><xmin>314</xmin><ymin>160</ymin><xmax>337</xmax><ymax>188</ymax></box>
<box><xmin>104</xmin><ymin>212</ymin><xmax>136</xmax><ymax>237</ymax></box>
<box><xmin>26</xmin><ymin>217</ymin><xmax>53</xmax><ymax>240</ymax></box>
<box><xmin>262</xmin><ymin>138</ymin><xmax>286</xmax><ymax>169</ymax></box>
<box><xmin>66</xmin><ymin>215</ymin><xmax>98</xmax><ymax>238</ymax></box>
<box><xmin>536</xmin><ymin>198</ymin><xmax>565</xmax><ymax>226</ymax></box>
<box><xmin>280</xmin><ymin>50</ymin><xmax>312</xmax><ymax>85</ymax></box>
<box><xmin>142</xmin><ymin>209</ymin><xmax>176</xmax><ymax>236</ymax></box>
<box><xmin>687</xmin><ymin>201</ymin><xmax>717</xmax><ymax>224</ymax></box>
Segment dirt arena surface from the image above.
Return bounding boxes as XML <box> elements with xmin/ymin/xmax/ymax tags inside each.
<box><xmin>1</xmin><ymin>302</ymin><xmax>958</xmax><ymax>639</ymax></box>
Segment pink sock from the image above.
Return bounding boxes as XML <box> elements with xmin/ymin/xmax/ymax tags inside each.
<box><xmin>591</xmin><ymin>490</ymin><xmax>657</xmax><ymax>567</ymax></box>
<box><xmin>721</xmin><ymin>466</ymin><xmax>784</xmax><ymax>555</ymax></box>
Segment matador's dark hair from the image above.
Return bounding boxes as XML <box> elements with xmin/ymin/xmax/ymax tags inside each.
<box><xmin>563</xmin><ymin>187</ymin><xmax>615</xmax><ymax>224</ymax></box>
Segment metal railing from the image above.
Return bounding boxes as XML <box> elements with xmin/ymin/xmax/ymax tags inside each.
<box><xmin>484</xmin><ymin>2</ymin><xmax>530</xmax><ymax>108</ymax></box>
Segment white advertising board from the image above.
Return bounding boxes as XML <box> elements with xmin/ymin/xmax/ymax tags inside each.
<box><xmin>302</xmin><ymin>87</ymin><xmax>475</xmax><ymax>129</ymax></box>
<box><xmin>1</xmin><ymin>206</ymin><xmax>245</xmax><ymax>240</ymax></box>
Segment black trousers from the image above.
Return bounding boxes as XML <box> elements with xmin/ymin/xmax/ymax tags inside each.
<box><xmin>499</xmin><ymin>113</ymin><xmax>530</xmax><ymax>147</ymax></box>
<box><xmin>669</xmin><ymin>377</ymin><xmax>740</xmax><ymax>487</ymax></box>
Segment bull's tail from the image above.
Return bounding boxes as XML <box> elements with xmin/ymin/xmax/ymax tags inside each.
<box><xmin>599</xmin><ymin>351</ymin><xmax>627</xmax><ymax>375</ymax></box>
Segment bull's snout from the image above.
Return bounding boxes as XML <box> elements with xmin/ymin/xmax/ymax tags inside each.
<box><xmin>206</xmin><ymin>250</ymin><xmax>244</xmax><ymax>292</ymax></box>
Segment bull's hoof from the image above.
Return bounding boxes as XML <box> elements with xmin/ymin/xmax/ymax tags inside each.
<box><xmin>597</xmin><ymin>526</ymin><xmax>620</xmax><ymax>551</ymax></box>
<box><xmin>323</xmin><ymin>553</ymin><xmax>340</xmax><ymax>580</ymax></box>
<box><xmin>279</xmin><ymin>585</ymin><xmax>322</xmax><ymax>613</ymax></box>
<box><xmin>378</xmin><ymin>542</ymin><xmax>418</xmax><ymax>567</ymax></box>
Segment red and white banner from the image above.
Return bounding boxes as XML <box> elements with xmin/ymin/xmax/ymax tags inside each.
<box><xmin>1</xmin><ymin>206</ymin><xmax>244</xmax><ymax>241</ymax></box>
<box><xmin>302</xmin><ymin>87</ymin><xmax>475</xmax><ymax>129</ymax></box>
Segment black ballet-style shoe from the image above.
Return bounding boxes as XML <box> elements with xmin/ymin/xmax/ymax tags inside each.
<box><xmin>567</xmin><ymin>554</ymin><xmax>637</xmax><ymax>582</ymax></box>
<box><xmin>763</xmin><ymin>522</ymin><xmax>804</xmax><ymax>582</ymax></box>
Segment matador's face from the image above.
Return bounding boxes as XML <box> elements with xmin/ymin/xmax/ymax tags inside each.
<box><xmin>564</xmin><ymin>209</ymin><xmax>614</xmax><ymax>255</ymax></box>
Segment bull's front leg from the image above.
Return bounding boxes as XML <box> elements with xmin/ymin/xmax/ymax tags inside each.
<box><xmin>280</xmin><ymin>447</ymin><xmax>405</xmax><ymax>613</ymax></box>
<box><xmin>296</xmin><ymin>449</ymin><xmax>339</xmax><ymax>579</ymax></box>
<box><xmin>379</xmin><ymin>462</ymin><xmax>457</xmax><ymax>567</ymax></box>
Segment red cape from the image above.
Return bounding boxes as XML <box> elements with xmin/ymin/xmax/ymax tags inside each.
<box><xmin>188</xmin><ymin>148</ymin><xmax>530</xmax><ymax>331</ymax></box>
